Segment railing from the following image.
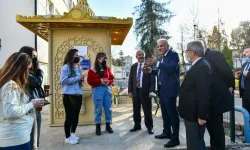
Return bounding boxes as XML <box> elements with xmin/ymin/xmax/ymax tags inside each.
<box><xmin>233</xmin><ymin>106</ymin><xmax>250</xmax><ymax>143</ymax></box>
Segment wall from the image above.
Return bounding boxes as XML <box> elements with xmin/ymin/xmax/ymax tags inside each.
<box><xmin>0</xmin><ymin>0</ymin><xmax>77</xmax><ymax>67</ymax></box>
<box><xmin>0</xmin><ymin>0</ymin><xmax>35</xmax><ymax>67</ymax></box>
<box><xmin>51</xmin><ymin>28</ymin><xmax>111</xmax><ymax>125</ymax></box>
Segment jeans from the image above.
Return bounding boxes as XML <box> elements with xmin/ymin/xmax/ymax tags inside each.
<box><xmin>0</xmin><ymin>142</ymin><xmax>30</xmax><ymax>150</ymax></box>
<box><xmin>92</xmin><ymin>86</ymin><xmax>112</xmax><ymax>124</ymax></box>
<box><xmin>30</xmin><ymin>111</ymin><xmax>41</xmax><ymax>149</ymax></box>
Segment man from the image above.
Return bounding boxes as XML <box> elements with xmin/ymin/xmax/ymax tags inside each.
<box><xmin>198</xmin><ymin>39</ymin><xmax>235</xmax><ymax>150</ymax></box>
<box><xmin>179</xmin><ymin>40</ymin><xmax>211</xmax><ymax>150</ymax></box>
<box><xmin>147</xmin><ymin>39</ymin><xmax>180</xmax><ymax>148</ymax></box>
<box><xmin>128</xmin><ymin>50</ymin><xmax>155</xmax><ymax>134</ymax></box>
<box><xmin>237</xmin><ymin>47</ymin><xmax>250</xmax><ymax>113</ymax></box>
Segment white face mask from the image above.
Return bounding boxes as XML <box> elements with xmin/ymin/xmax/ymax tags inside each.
<box><xmin>185</xmin><ymin>53</ymin><xmax>192</xmax><ymax>63</ymax></box>
<box><xmin>243</xmin><ymin>57</ymin><xmax>250</xmax><ymax>62</ymax></box>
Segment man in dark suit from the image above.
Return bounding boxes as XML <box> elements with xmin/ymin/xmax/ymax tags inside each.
<box><xmin>237</xmin><ymin>47</ymin><xmax>250</xmax><ymax>113</ymax></box>
<box><xmin>179</xmin><ymin>40</ymin><xmax>211</xmax><ymax>150</ymax></box>
<box><xmin>199</xmin><ymin>39</ymin><xmax>235</xmax><ymax>150</ymax></box>
<box><xmin>147</xmin><ymin>39</ymin><xmax>180</xmax><ymax>148</ymax></box>
<box><xmin>128</xmin><ymin>50</ymin><xmax>156</xmax><ymax>134</ymax></box>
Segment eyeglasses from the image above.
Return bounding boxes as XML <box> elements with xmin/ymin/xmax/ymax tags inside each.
<box><xmin>185</xmin><ymin>50</ymin><xmax>193</xmax><ymax>53</ymax></box>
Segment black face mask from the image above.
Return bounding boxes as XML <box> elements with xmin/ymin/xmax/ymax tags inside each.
<box><xmin>32</xmin><ymin>57</ymin><xmax>38</xmax><ymax>64</ymax></box>
<box><xmin>73</xmin><ymin>57</ymin><xmax>80</xmax><ymax>63</ymax></box>
<box><xmin>101</xmin><ymin>60</ymin><xmax>106</xmax><ymax>66</ymax></box>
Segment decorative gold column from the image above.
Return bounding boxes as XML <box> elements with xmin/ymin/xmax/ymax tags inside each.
<box><xmin>106</xmin><ymin>30</ymin><xmax>112</xmax><ymax>67</ymax></box>
<box><xmin>48</xmin><ymin>29</ymin><xmax>54</xmax><ymax>125</ymax></box>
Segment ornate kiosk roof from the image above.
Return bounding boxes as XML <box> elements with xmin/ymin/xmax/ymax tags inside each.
<box><xmin>16</xmin><ymin>0</ymin><xmax>133</xmax><ymax>45</ymax></box>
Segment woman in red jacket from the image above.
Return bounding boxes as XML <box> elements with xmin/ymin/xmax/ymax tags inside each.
<box><xmin>87</xmin><ymin>52</ymin><xmax>114</xmax><ymax>136</ymax></box>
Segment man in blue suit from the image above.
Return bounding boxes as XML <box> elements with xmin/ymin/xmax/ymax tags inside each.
<box><xmin>147</xmin><ymin>38</ymin><xmax>180</xmax><ymax>148</ymax></box>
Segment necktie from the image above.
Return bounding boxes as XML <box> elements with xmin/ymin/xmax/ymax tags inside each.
<box><xmin>137</xmin><ymin>64</ymin><xmax>142</xmax><ymax>88</ymax></box>
<box><xmin>241</xmin><ymin>62</ymin><xmax>250</xmax><ymax>89</ymax></box>
<box><xmin>158</xmin><ymin>57</ymin><xmax>164</xmax><ymax>85</ymax></box>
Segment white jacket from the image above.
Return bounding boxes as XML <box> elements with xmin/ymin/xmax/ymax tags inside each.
<box><xmin>0</xmin><ymin>80</ymin><xmax>34</xmax><ymax>147</ymax></box>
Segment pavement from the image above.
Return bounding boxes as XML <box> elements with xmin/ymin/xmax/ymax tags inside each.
<box><xmin>38</xmin><ymin>99</ymin><xmax>250</xmax><ymax>150</ymax></box>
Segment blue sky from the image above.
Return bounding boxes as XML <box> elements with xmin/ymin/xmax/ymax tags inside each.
<box><xmin>87</xmin><ymin>0</ymin><xmax>250</xmax><ymax>62</ymax></box>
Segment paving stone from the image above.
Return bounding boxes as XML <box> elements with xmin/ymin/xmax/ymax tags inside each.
<box><xmin>38</xmin><ymin>103</ymin><xmax>248</xmax><ymax>150</ymax></box>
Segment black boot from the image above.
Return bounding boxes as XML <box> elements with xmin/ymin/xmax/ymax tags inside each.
<box><xmin>106</xmin><ymin>123</ymin><xmax>113</xmax><ymax>133</ymax></box>
<box><xmin>96</xmin><ymin>124</ymin><xmax>101</xmax><ymax>136</ymax></box>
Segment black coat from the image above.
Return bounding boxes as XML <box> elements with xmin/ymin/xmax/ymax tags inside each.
<box><xmin>239</xmin><ymin>62</ymin><xmax>250</xmax><ymax>100</ymax></box>
<box><xmin>179</xmin><ymin>58</ymin><xmax>211</xmax><ymax>122</ymax></box>
<box><xmin>204</xmin><ymin>49</ymin><xmax>235</xmax><ymax>115</ymax></box>
<box><xmin>128</xmin><ymin>63</ymin><xmax>156</xmax><ymax>97</ymax></box>
<box><xmin>28</xmin><ymin>69</ymin><xmax>45</xmax><ymax>100</ymax></box>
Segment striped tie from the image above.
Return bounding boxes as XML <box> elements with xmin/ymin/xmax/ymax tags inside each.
<box><xmin>137</xmin><ymin>64</ymin><xmax>142</xmax><ymax>88</ymax></box>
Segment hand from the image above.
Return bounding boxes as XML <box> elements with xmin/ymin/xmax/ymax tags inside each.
<box><xmin>198</xmin><ymin>118</ymin><xmax>206</xmax><ymax>125</ymax></box>
<box><xmin>31</xmin><ymin>99</ymin><xmax>44</xmax><ymax>108</ymax></box>
<box><xmin>101</xmin><ymin>78</ymin><xmax>108</xmax><ymax>84</ymax></box>
<box><xmin>235</xmin><ymin>71</ymin><xmax>241</xmax><ymax>79</ymax></box>
<box><xmin>149</xmin><ymin>93</ymin><xmax>152</xmax><ymax>97</ymax></box>
<box><xmin>146</xmin><ymin>58</ymin><xmax>157</xmax><ymax>67</ymax></box>
<box><xmin>243</xmin><ymin>71</ymin><xmax>249</xmax><ymax>77</ymax></box>
<box><xmin>128</xmin><ymin>92</ymin><xmax>132</xmax><ymax>98</ymax></box>
<box><xmin>80</xmin><ymin>75</ymin><xmax>85</xmax><ymax>81</ymax></box>
<box><xmin>36</xmin><ymin>61</ymin><xmax>41</xmax><ymax>69</ymax></box>
<box><xmin>229</xmin><ymin>87</ymin><xmax>234</xmax><ymax>95</ymax></box>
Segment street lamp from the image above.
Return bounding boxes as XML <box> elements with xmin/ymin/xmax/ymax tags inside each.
<box><xmin>0</xmin><ymin>39</ymin><xmax>2</xmax><ymax>51</ymax></box>
<box><xmin>193</xmin><ymin>24</ymin><xmax>197</xmax><ymax>40</ymax></box>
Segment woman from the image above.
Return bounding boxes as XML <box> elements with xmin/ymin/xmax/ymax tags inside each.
<box><xmin>0</xmin><ymin>52</ymin><xmax>44</xmax><ymax>149</ymax></box>
<box><xmin>87</xmin><ymin>52</ymin><xmax>114</xmax><ymax>136</ymax></box>
<box><xmin>60</xmin><ymin>49</ymin><xmax>84</xmax><ymax>144</ymax></box>
<box><xmin>19</xmin><ymin>46</ymin><xmax>44</xmax><ymax>149</ymax></box>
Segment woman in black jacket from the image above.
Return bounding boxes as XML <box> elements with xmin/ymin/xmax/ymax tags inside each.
<box><xmin>19</xmin><ymin>46</ymin><xmax>45</xmax><ymax>150</ymax></box>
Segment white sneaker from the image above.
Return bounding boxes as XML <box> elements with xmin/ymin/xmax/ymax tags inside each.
<box><xmin>65</xmin><ymin>136</ymin><xmax>78</xmax><ymax>144</ymax></box>
<box><xmin>71</xmin><ymin>133</ymin><xmax>80</xmax><ymax>141</ymax></box>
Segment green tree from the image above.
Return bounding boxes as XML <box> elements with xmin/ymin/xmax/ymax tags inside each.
<box><xmin>207</xmin><ymin>26</ymin><xmax>222</xmax><ymax>51</ymax></box>
<box><xmin>230</xmin><ymin>21</ymin><xmax>250</xmax><ymax>66</ymax></box>
<box><xmin>196</xmin><ymin>27</ymin><xmax>208</xmax><ymax>39</ymax></box>
<box><xmin>111</xmin><ymin>50</ymin><xmax>125</xmax><ymax>66</ymax></box>
<box><xmin>133</xmin><ymin>0</ymin><xmax>174</xmax><ymax>58</ymax></box>
<box><xmin>221</xmin><ymin>45</ymin><xmax>233</xmax><ymax>68</ymax></box>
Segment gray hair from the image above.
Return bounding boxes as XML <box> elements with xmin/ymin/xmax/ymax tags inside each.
<box><xmin>196</xmin><ymin>38</ymin><xmax>208</xmax><ymax>50</ymax></box>
<box><xmin>136</xmin><ymin>50</ymin><xmax>145</xmax><ymax>56</ymax></box>
<box><xmin>157</xmin><ymin>38</ymin><xmax>169</xmax><ymax>46</ymax></box>
<box><xmin>187</xmin><ymin>40</ymin><xmax>205</xmax><ymax>57</ymax></box>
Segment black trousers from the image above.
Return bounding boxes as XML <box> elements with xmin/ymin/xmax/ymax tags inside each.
<box><xmin>184</xmin><ymin>120</ymin><xmax>206</xmax><ymax>150</ymax></box>
<box><xmin>206</xmin><ymin>114</ymin><xmax>225</xmax><ymax>150</ymax></box>
<box><xmin>242</xmin><ymin>97</ymin><xmax>250</xmax><ymax>114</ymax></box>
<box><xmin>132</xmin><ymin>88</ymin><xmax>153</xmax><ymax>129</ymax></box>
<box><xmin>63</xmin><ymin>94</ymin><xmax>82</xmax><ymax>138</ymax></box>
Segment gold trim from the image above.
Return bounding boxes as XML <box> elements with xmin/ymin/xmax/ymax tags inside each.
<box><xmin>48</xmin><ymin>29</ymin><xmax>54</xmax><ymax>125</ymax></box>
<box><xmin>16</xmin><ymin>0</ymin><xmax>133</xmax><ymax>45</ymax></box>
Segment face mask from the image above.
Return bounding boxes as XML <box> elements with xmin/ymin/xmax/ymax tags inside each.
<box><xmin>73</xmin><ymin>56</ymin><xmax>80</xmax><ymax>63</ymax></box>
<box><xmin>32</xmin><ymin>57</ymin><xmax>38</xmax><ymax>63</ymax></box>
<box><xmin>101</xmin><ymin>60</ymin><xmax>106</xmax><ymax>66</ymax></box>
<box><xmin>185</xmin><ymin>53</ymin><xmax>192</xmax><ymax>63</ymax></box>
<box><xmin>243</xmin><ymin>57</ymin><xmax>250</xmax><ymax>62</ymax></box>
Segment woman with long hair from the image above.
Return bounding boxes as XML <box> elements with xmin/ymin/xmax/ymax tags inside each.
<box><xmin>0</xmin><ymin>52</ymin><xmax>44</xmax><ymax>149</ymax></box>
<box><xmin>87</xmin><ymin>52</ymin><xmax>114</xmax><ymax>136</ymax></box>
<box><xmin>19</xmin><ymin>46</ymin><xmax>44</xmax><ymax>149</ymax></box>
<box><xmin>60</xmin><ymin>49</ymin><xmax>84</xmax><ymax>144</ymax></box>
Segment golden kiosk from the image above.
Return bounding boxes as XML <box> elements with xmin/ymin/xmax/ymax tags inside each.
<box><xmin>16</xmin><ymin>0</ymin><xmax>132</xmax><ymax>126</ymax></box>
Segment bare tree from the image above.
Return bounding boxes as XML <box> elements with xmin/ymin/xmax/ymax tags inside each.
<box><xmin>177</xmin><ymin>24</ymin><xmax>189</xmax><ymax>74</ymax></box>
<box><xmin>189</xmin><ymin>0</ymin><xmax>199</xmax><ymax>40</ymax></box>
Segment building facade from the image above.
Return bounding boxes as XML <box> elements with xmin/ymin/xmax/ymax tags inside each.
<box><xmin>111</xmin><ymin>55</ymin><xmax>133</xmax><ymax>79</ymax></box>
<box><xmin>0</xmin><ymin>0</ymin><xmax>77</xmax><ymax>84</ymax></box>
